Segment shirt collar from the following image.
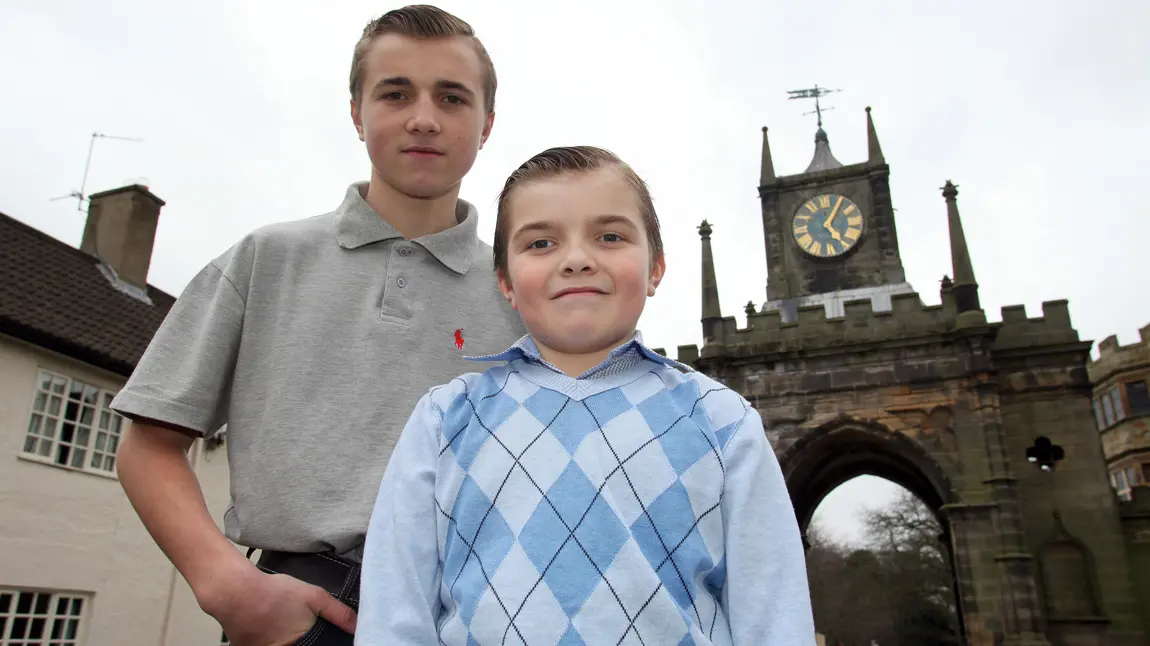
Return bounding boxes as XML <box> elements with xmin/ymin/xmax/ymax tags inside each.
<box><xmin>464</xmin><ymin>330</ymin><xmax>691</xmax><ymax>378</ymax></box>
<box><xmin>333</xmin><ymin>181</ymin><xmax>479</xmax><ymax>275</ymax></box>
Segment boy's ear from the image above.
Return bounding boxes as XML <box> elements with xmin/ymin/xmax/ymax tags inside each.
<box><xmin>350</xmin><ymin>98</ymin><xmax>364</xmax><ymax>141</ymax></box>
<box><xmin>479</xmin><ymin>111</ymin><xmax>495</xmax><ymax>150</ymax></box>
<box><xmin>647</xmin><ymin>254</ymin><xmax>666</xmax><ymax>297</ymax></box>
<box><xmin>497</xmin><ymin>268</ymin><xmax>518</xmax><ymax>310</ymax></box>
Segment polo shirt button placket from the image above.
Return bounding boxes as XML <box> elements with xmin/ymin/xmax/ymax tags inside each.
<box><xmin>380</xmin><ymin>243</ymin><xmax>413</xmax><ymax>322</ymax></box>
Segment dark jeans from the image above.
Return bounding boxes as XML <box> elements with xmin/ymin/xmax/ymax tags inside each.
<box><xmin>254</xmin><ymin>550</ymin><xmax>360</xmax><ymax>646</ymax></box>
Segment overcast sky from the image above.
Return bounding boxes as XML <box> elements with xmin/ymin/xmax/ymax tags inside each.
<box><xmin>2</xmin><ymin>0</ymin><xmax>1147</xmax><ymax>545</ymax></box>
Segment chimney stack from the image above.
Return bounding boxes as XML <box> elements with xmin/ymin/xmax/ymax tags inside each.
<box><xmin>80</xmin><ymin>184</ymin><xmax>164</xmax><ymax>289</ymax></box>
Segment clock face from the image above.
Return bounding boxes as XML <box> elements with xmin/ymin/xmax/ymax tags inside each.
<box><xmin>791</xmin><ymin>193</ymin><xmax>864</xmax><ymax>258</ymax></box>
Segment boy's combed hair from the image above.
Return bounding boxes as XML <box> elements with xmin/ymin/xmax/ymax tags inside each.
<box><xmin>349</xmin><ymin>4</ymin><xmax>497</xmax><ymax>114</ymax></box>
<box><xmin>493</xmin><ymin>146</ymin><xmax>664</xmax><ymax>276</ymax></box>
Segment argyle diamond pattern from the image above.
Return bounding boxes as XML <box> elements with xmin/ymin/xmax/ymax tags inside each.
<box><xmin>432</xmin><ymin>366</ymin><xmax>742</xmax><ymax>645</ymax></box>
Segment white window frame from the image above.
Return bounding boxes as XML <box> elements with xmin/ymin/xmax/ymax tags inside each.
<box><xmin>0</xmin><ymin>588</ymin><xmax>87</xmax><ymax>646</ymax></box>
<box><xmin>21</xmin><ymin>369</ymin><xmax>125</xmax><ymax>477</ymax></box>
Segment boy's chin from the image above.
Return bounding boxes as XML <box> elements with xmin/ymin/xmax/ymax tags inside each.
<box><xmin>530</xmin><ymin>323</ymin><xmax>635</xmax><ymax>356</ymax></box>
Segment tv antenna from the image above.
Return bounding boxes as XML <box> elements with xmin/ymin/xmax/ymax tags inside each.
<box><xmin>787</xmin><ymin>85</ymin><xmax>840</xmax><ymax>128</ymax></box>
<box><xmin>50</xmin><ymin>132</ymin><xmax>144</xmax><ymax>211</ymax></box>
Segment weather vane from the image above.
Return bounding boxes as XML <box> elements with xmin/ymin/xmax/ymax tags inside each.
<box><xmin>787</xmin><ymin>85</ymin><xmax>840</xmax><ymax>128</ymax></box>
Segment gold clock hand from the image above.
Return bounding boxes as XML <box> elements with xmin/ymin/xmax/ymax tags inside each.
<box><xmin>824</xmin><ymin>197</ymin><xmax>846</xmax><ymax>243</ymax></box>
<box><xmin>825</xmin><ymin>196</ymin><xmax>844</xmax><ymax>229</ymax></box>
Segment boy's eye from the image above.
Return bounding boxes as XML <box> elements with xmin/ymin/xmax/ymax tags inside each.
<box><xmin>443</xmin><ymin>95</ymin><xmax>465</xmax><ymax>105</ymax></box>
<box><xmin>381</xmin><ymin>91</ymin><xmax>405</xmax><ymax>101</ymax></box>
<box><xmin>600</xmin><ymin>233</ymin><xmax>624</xmax><ymax>243</ymax></box>
<box><xmin>528</xmin><ymin>239</ymin><xmax>552</xmax><ymax>250</ymax></box>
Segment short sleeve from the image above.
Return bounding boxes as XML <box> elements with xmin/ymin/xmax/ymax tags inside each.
<box><xmin>110</xmin><ymin>256</ymin><xmax>246</xmax><ymax>436</ymax></box>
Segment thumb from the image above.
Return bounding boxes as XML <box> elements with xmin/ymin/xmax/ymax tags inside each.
<box><xmin>308</xmin><ymin>586</ymin><xmax>358</xmax><ymax>635</ymax></box>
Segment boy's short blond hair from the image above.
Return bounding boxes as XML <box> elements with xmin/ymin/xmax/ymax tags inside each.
<box><xmin>493</xmin><ymin>146</ymin><xmax>664</xmax><ymax>277</ymax></box>
<box><xmin>349</xmin><ymin>4</ymin><xmax>497</xmax><ymax>114</ymax></box>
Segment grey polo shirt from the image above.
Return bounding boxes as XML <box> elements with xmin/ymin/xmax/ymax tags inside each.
<box><xmin>111</xmin><ymin>182</ymin><xmax>526</xmax><ymax>558</ymax></box>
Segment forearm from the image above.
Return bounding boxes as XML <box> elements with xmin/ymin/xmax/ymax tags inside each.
<box><xmin>116</xmin><ymin>421</ymin><xmax>254</xmax><ymax>607</ymax></box>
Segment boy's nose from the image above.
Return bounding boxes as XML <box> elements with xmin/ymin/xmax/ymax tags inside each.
<box><xmin>406</xmin><ymin>99</ymin><xmax>442</xmax><ymax>135</ymax></box>
<box><xmin>560</xmin><ymin>244</ymin><xmax>597</xmax><ymax>274</ymax></box>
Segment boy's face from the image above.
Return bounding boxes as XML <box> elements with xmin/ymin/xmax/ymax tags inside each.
<box><xmin>498</xmin><ymin>168</ymin><xmax>665</xmax><ymax>357</ymax></box>
<box><xmin>351</xmin><ymin>33</ymin><xmax>494</xmax><ymax>200</ymax></box>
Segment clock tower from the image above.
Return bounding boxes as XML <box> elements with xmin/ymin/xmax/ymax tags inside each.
<box><xmin>758</xmin><ymin>106</ymin><xmax>914</xmax><ymax>322</ymax></box>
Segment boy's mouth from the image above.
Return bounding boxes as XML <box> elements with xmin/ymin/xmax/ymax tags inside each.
<box><xmin>553</xmin><ymin>287</ymin><xmax>605</xmax><ymax>299</ymax></box>
<box><xmin>403</xmin><ymin>146</ymin><xmax>444</xmax><ymax>158</ymax></box>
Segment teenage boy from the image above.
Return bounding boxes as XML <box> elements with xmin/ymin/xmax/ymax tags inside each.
<box><xmin>111</xmin><ymin>6</ymin><xmax>524</xmax><ymax>646</ymax></box>
<box><xmin>357</xmin><ymin>146</ymin><xmax>816</xmax><ymax>645</ymax></box>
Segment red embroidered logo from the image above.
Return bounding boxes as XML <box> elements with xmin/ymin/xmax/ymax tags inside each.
<box><xmin>453</xmin><ymin>328</ymin><xmax>465</xmax><ymax>350</ymax></box>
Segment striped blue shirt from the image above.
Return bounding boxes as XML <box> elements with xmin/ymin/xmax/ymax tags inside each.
<box><xmin>357</xmin><ymin>332</ymin><xmax>815</xmax><ymax>645</ymax></box>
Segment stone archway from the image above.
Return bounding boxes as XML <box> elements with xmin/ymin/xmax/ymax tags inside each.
<box><xmin>779</xmin><ymin>415</ymin><xmax>958</xmax><ymax>529</ymax></box>
<box><xmin>778</xmin><ymin>414</ymin><xmax>966</xmax><ymax>643</ymax></box>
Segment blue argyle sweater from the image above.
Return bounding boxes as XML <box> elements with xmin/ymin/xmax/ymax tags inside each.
<box><xmin>358</xmin><ymin>332</ymin><xmax>815</xmax><ymax>646</ymax></box>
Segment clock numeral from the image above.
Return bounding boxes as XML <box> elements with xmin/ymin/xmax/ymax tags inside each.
<box><xmin>810</xmin><ymin>241</ymin><xmax>823</xmax><ymax>256</ymax></box>
<box><xmin>805</xmin><ymin>201</ymin><xmax>819</xmax><ymax>214</ymax></box>
<box><xmin>818</xmin><ymin>195</ymin><xmax>832</xmax><ymax>209</ymax></box>
<box><xmin>847</xmin><ymin>215</ymin><xmax>863</xmax><ymax>227</ymax></box>
<box><xmin>845</xmin><ymin>227</ymin><xmax>861</xmax><ymax>242</ymax></box>
<box><xmin>843</xmin><ymin>203</ymin><xmax>857</xmax><ymax>216</ymax></box>
<box><xmin>797</xmin><ymin>234</ymin><xmax>813</xmax><ymax>251</ymax></box>
<box><xmin>795</xmin><ymin>213</ymin><xmax>811</xmax><ymax>224</ymax></box>
<box><xmin>793</xmin><ymin>225</ymin><xmax>808</xmax><ymax>235</ymax></box>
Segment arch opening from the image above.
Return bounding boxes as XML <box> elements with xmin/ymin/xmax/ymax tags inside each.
<box><xmin>783</xmin><ymin>419</ymin><xmax>964</xmax><ymax>646</ymax></box>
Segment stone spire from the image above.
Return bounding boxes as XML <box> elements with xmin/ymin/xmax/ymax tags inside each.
<box><xmin>699</xmin><ymin>219</ymin><xmax>723</xmax><ymax>341</ymax></box>
<box><xmin>866</xmin><ymin>106</ymin><xmax>885</xmax><ymax>165</ymax></box>
<box><xmin>942</xmin><ymin>181</ymin><xmax>986</xmax><ymax>327</ymax></box>
<box><xmin>804</xmin><ymin>127</ymin><xmax>843</xmax><ymax>173</ymax></box>
<box><xmin>760</xmin><ymin>127</ymin><xmax>776</xmax><ymax>185</ymax></box>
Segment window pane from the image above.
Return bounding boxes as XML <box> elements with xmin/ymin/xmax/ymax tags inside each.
<box><xmin>16</xmin><ymin>592</ymin><xmax>32</xmax><ymax>613</ymax></box>
<box><xmin>1102</xmin><ymin>396</ymin><xmax>1116</xmax><ymax>426</ymax></box>
<box><xmin>1112</xmin><ymin>388</ymin><xmax>1126</xmax><ymax>420</ymax></box>
<box><xmin>33</xmin><ymin>391</ymin><xmax>47</xmax><ymax>413</ymax></box>
<box><xmin>1127</xmin><ymin>467</ymin><xmax>1139</xmax><ymax>486</ymax></box>
<box><xmin>1126</xmin><ymin>381</ymin><xmax>1150</xmax><ymax>416</ymax></box>
<box><xmin>51</xmin><ymin>376</ymin><xmax>67</xmax><ymax>394</ymax></box>
<box><xmin>70</xmin><ymin>448</ymin><xmax>86</xmax><ymax>469</ymax></box>
<box><xmin>1093</xmin><ymin>402</ymin><xmax>1105</xmax><ymax>430</ymax></box>
<box><xmin>27</xmin><ymin>414</ymin><xmax>43</xmax><ymax>436</ymax></box>
<box><xmin>1117</xmin><ymin>470</ymin><xmax>1128</xmax><ymax>490</ymax></box>
<box><xmin>79</xmin><ymin>405</ymin><xmax>94</xmax><ymax>426</ymax></box>
<box><xmin>24</xmin><ymin>435</ymin><xmax>38</xmax><ymax>454</ymax></box>
<box><xmin>29</xmin><ymin>616</ymin><xmax>46</xmax><ymax>639</ymax></box>
<box><xmin>48</xmin><ymin>394</ymin><xmax>62</xmax><ymax>416</ymax></box>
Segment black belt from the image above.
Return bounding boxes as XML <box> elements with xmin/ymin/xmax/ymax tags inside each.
<box><xmin>252</xmin><ymin>549</ymin><xmax>361</xmax><ymax>609</ymax></box>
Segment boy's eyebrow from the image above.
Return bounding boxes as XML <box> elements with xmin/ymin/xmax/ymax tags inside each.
<box><xmin>512</xmin><ymin>214</ymin><xmax>639</xmax><ymax>239</ymax></box>
<box><xmin>372</xmin><ymin>76</ymin><xmax>476</xmax><ymax>98</ymax></box>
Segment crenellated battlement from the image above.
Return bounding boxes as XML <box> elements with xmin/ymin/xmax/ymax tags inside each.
<box><xmin>703</xmin><ymin>291</ymin><xmax>952</xmax><ymax>355</ymax></box>
<box><xmin>1088</xmin><ymin>322</ymin><xmax>1150</xmax><ymax>384</ymax></box>
<box><xmin>671</xmin><ymin>295</ymin><xmax>1082</xmax><ymax>364</ymax></box>
<box><xmin>990</xmin><ymin>299</ymin><xmax>1081</xmax><ymax>351</ymax></box>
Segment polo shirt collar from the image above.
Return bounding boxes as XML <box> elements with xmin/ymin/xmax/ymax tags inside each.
<box><xmin>465</xmin><ymin>330</ymin><xmax>691</xmax><ymax>378</ymax></box>
<box><xmin>333</xmin><ymin>181</ymin><xmax>478</xmax><ymax>275</ymax></box>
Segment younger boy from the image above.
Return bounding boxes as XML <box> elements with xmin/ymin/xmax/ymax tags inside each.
<box><xmin>357</xmin><ymin>146</ymin><xmax>815</xmax><ymax>645</ymax></box>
